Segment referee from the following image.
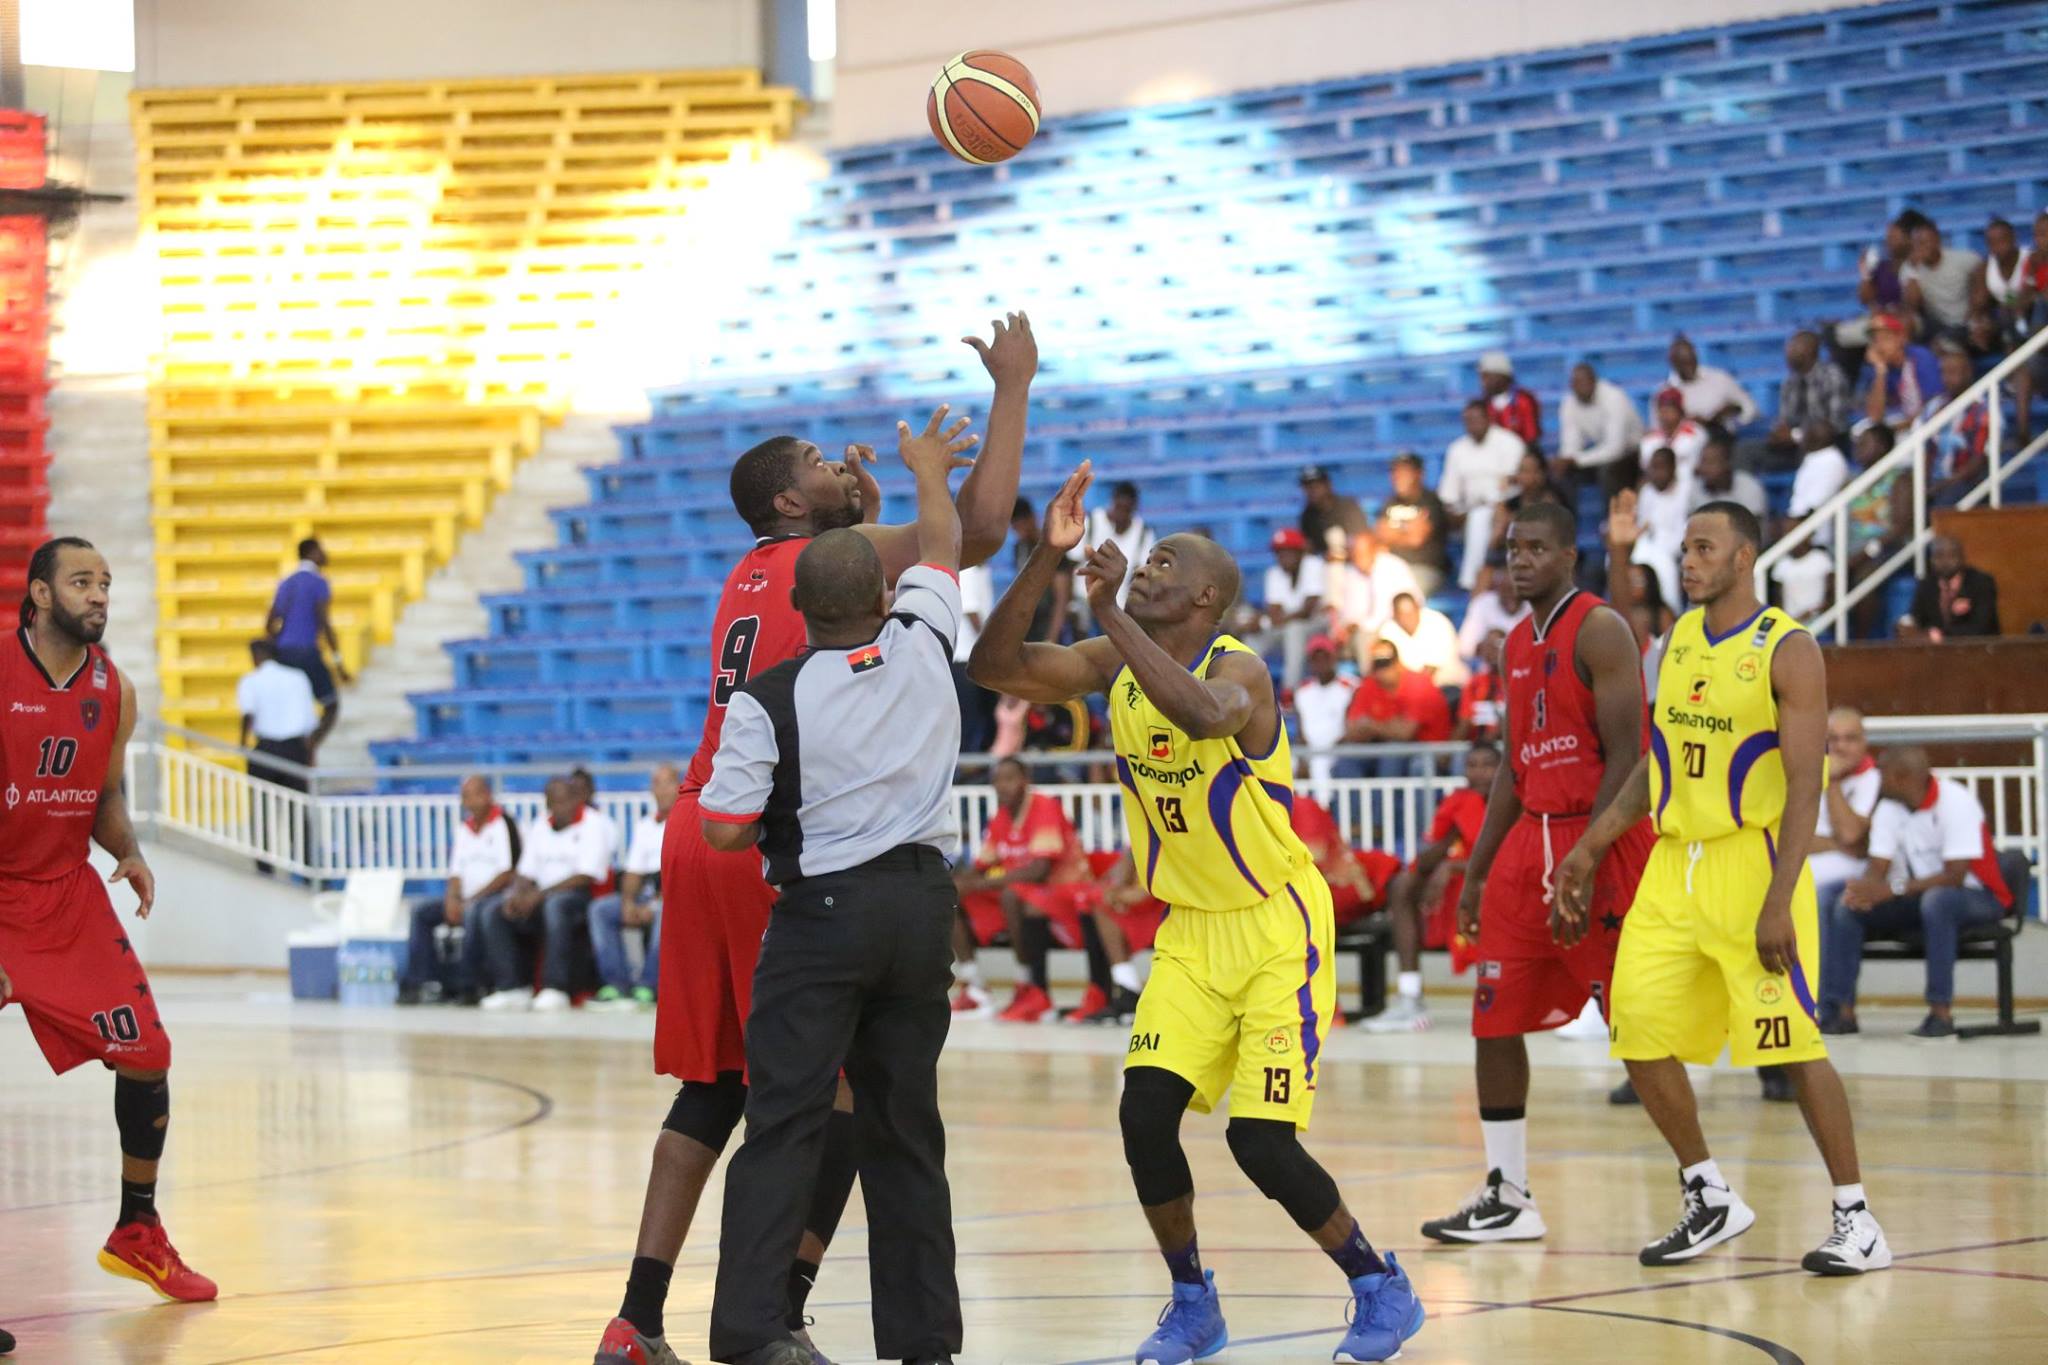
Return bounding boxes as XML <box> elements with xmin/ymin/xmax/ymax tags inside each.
<box><xmin>699</xmin><ymin>413</ymin><xmax>980</xmax><ymax>1365</ymax></box>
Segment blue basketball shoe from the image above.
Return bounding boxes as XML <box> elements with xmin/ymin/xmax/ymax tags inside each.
<box><xmin>1135</xmin><ymin>1269</ymin><xmax>1228</xmax><ymax>1365</ymax></box>
<box><xmin>1333</xmin><ymin>1252</ymin><xmax>1425</xmax><ymax>1363</ymax></box>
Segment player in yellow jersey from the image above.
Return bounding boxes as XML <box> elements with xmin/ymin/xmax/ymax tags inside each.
<box><xmin>1556</xmin><ymin>500</ymin><xmax>1891</xmax><ymax>1276</ymax></box>
<box><xmin>971</xmin><ymin>462</ymin><xmax>1424</xmax><ymax>1365</ymax></box>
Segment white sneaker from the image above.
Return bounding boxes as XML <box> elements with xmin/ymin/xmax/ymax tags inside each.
<box><xmin>1639</xmin><ymin>1174</ymin><xmax>1756</xmax><ymax>1265</ymax></box>
<box><xmin>1554</xmin><ymin>997</ymin><xmax>1610</xmax><ymax>1041</ymax></box>
<box><xmin>479</xmin><ymin>988</ymin><xmax>533</xmax><ymax>1012</ymax></box>
<box><xmin>1802</xmin><ymin>1200</ymin><xmax>1891</xmax><ymax>1275</ymax></box>
<box><xmin>532</xmin><ymin>988</ymin><xmax>573</xmax><ymax>1013</ymax></box>
<box><xmin>1419</xmin><ymin>1169</ymin><xmax>1549</xmax><ymax>1243</ymax></box>
<box><xmin>1364</xmin><ymin>994</ymin><xmax>1431</xmax><ymax>1033</ymax></box>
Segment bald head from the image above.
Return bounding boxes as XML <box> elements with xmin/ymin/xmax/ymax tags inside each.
<box><xmin>650</xmin><ymin>761</ymin><xmax>680</xmax><ymax>815</ymax></box>
<box><xmin>459</xmin><ymin>774</ymin><xmax>493</xmax><ymax>820</ymax></box>
<box><xmin>1878</xmin><ymin>745</ymin><xmax>1932</xmax><ymax>805</ymax></box>
<box><xmin>1176</xmin><ymin>534</ymin><xmax>1240</xmax><ymax>620</ymax></box>
<box><xmin>793</xmin><ymin>528</ymin><xmax>886</xmax><ymax>635</ymax></box>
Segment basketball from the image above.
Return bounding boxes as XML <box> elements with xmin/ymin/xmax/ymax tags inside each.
<box><xmin>926</xmin><ymin>50</ymin><xmax>1041</xmax><ymax>165</ymax></box>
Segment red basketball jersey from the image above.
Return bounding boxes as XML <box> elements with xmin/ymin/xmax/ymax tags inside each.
<box><xmin>681</xmin><ymin>536</ymin><xmax>812</xmax><ymax>796</ymax></box>
<box><xmin>0</xmin><ymin>629</ymin><xmax>123</xmax><ymax>881</ymax></box>
<box><xmin>1502</xmin><ymin>590</ymin><xmax>1640</xmax><ymax>817</ymax></box>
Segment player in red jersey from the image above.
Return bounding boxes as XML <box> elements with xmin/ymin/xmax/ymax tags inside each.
<box><xmin>0</xmin><ymin>537</ymin><xmax>217</xmax><ymax>1304</ymax></box>
<box><xmin>594</xmin><ymin>315</ymin><xmax>1035</xmax><ymax>1365</ymax></box>
<box><xmin>1419</xmin><ymin>501</ymin><xmax>1655</xmax><ymax>1245</ymax></box>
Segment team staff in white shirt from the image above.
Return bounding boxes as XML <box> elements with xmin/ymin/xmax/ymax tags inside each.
<box><xmin>1290</xmin><ymin>634</ymin><xmax>1356</xmax><ymax>794</ymax></box>
<box><xmin>478</xmin><ymin>777</ymin><xmax>613</xmax><ymax>1012</ymax></box>
<box><xmin>1441</xmin><ymin>399</ymin><xmax>1529</xmax><ymax>589</ymax></box>
<box><xmin>1556</xmin><ymin>361</ymin><xmax>1643</xmax><ymax>501</ymax></box>
<box><xmin>1250</xmin><ymin>527</ymin><xmax>1326</xmax><ymax>688</ymax></box>
<box><xmin>589</xmin><ymin>764</ymin><xmax>679</xmax><ymax>1009</ymax></box>
<box><xmin>398</xmin><ymin>776</ymin><xmax>521</xmax><ymax>1005</ymax></box>
<box><xmin>1806</xmin><ymin>709</ymin><xmax>1882</xmax><ymax>1033</ymax></box>
<box><xmin>237</xmin><ymin>638</ymin><xmax>320</xmax><ymax>873</ymax></box>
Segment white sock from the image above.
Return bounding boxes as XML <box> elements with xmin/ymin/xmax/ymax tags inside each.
<box><xmin>1833</xmin><ymin>1182</ymin><xmax>1866</xmax><ymax>1210</ymax></box>
<box><xmin>1681</xmin><ymin>1158</ymin><xmax>1728</xmax><ymax>1192</ymax></box>
<box><xmin>1111</xmin><ymin>961</ymin><xmax>1143</xmax><ymax>992</ymax></box>
<box><xmin>1397</xmin><ymin>971</ymin><xmax>1422</xmax><ymax>1000</ymax></box>
<box><xmin>1480</xmin><ymin>1118</ymin><xmax>1528</xmax><ymax>1192</ymax></box>
<box><xmin>956</xmin><ymin>959</ymin><xmax>983</xmax><ymax>987</ymax></box>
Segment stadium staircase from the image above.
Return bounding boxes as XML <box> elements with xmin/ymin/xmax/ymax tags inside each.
<box><xmin>128</xmin><ymin>69</ymin><xmax>800</xmax><ymax>745</ymax></box>
<box><xmin>375</xmin><ymin>0</ymin><xmax>2048</xmax><ymax>773</ymax></box>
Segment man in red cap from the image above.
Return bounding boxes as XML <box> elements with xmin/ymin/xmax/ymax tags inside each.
<box><xmin>1637</xmin><ymin>387</ymin><xmax>1707</xmax><ymax>484</ymax></box>
<box><xmin>1857</xmin><ymin>312</ymin><xmax>1942</xmax><ymax>431</ymax></box>
<box><xmin>1254</xmin><ymin>525</ymin><xmax>1326</xmax><ymax>688</ymax></box>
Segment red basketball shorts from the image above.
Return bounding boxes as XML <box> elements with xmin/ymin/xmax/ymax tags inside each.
<box><xmin>960</xmin><ymin>881</ymin><xmax>1099</xmax><ymax>949</ymax></box>
<box><xmin>0</xmin><ymin>864</ymin><xmax>171</xmax><ymax>1074</ymax></box>
<box><xmin>1472</xmin><ymin>812</ymin><xmax>1654</xmax><ymax>1038</ymax></box>
<box><xmin>654</xmin><ymin>791</ymin><xmax>778</xmax><ymax>1083</ymax></box>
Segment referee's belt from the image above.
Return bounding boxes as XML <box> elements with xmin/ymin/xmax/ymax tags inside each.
<box><xmin>786</xmin><ymin>843</ymin><xmax>951</xmax><ymax>886</ymax></box>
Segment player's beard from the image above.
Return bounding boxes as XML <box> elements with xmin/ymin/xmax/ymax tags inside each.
<box><xmin>813</xmin><ymin>501</ymin><xmax>862</xmax><ymax>533</ymax></box>
<box><xmin>46</xmin><ymin>599</ymin><xmax>106</xmax><ymax>645</ymax></box>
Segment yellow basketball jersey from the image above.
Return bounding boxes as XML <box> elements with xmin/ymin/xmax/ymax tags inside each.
<box><xmin>1107</xmin><ymin>633</ymin><xmax>1310</xmax><ymax>911</ymax></box>
<box><xmin>1649</xmin><ymin>605</ymin><xmax>1807</xmax><ymax>843</ymax></box>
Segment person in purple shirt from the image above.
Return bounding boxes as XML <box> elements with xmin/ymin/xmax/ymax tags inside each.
<box><xmin>1856</xmin><ymin>313</ymin><xmax>1942</xmax><ymax>431</ymax></box>
<box><xmin>266</xmin><ymin>537</ymin><xmax>351</xmax><ymax>751</ymax></box>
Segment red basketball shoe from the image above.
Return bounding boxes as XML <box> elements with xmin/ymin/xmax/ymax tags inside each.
<box><xmin>99</xmin><ymin>1218</ymin><xmax>217</xmax><ymax>1302</ymax></box>
<box><xmin>997</xmin><ymin>983</ymin><xmax>1053</xmax><ymax>1022</ymax></box>
<box><xmin>594</xmin><ymin>1315</ymin><xmax>689</xmax><ymax>1365</ymax></box>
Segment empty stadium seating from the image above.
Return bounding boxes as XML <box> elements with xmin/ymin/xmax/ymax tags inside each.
<box><xmin>375</xmin><ymin>0</ymin><xmax>2048</xmax><ymax>769</ymax></box>
<box><xmin>131</xmin><ymin>69</ymin><xmax>799</xmax><ymax>739</ymax></box>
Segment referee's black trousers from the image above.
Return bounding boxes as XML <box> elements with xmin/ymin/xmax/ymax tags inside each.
<box><xmin>708</xmin><ymin>846</ymin><xmax>962</xmax><ymax>1363</ymax></box>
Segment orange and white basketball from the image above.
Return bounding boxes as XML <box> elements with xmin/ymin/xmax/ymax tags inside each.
<box><xmin>926</xmin><ymin>50</ymin><xmax>1041</xmax><ymax>165</ymax></box>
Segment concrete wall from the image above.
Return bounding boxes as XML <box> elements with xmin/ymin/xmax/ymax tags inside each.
<box><xmin>132</xmin><ymin>0</ymin><xmax>763</xmax><ymax>87</ymax></box>
<box><xmin>831</xmin><ymin>0</ymin><xmax>1842</xmax><ymax>145</ymax></box>
<box><xmin>113</xmin><ymin>841</ymin><xmax>328</xmax><ymax>971</ymax></box>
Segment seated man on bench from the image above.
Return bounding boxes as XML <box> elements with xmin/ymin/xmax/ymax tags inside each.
<box><xmin>1820</xmin><ymin>746</ymin><xmax>2024</xmax><ymax>1038</ymax></box>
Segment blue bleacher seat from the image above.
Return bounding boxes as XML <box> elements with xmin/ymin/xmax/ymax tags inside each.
<box><xmin>377</xmin><ymin>0</ymin><xmax>2048</xmax><ymax>772</ymax></box>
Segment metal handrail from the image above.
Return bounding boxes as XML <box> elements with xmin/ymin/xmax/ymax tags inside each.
<box><xmin>1754</xmin><ymin>326</ymin><xmax>2048</xmax><ymax>641</ymax></box>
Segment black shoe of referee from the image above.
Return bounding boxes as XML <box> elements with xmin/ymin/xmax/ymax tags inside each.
<box><xmin>1</xmin><ymin>1325</ymin><xmax>15</xmax><ymax>1355</ymax></box>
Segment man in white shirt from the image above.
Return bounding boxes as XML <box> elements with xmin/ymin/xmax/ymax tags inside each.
<box><xmin>1628</xmin><ymin>447</ymin><xmax>1691</xmax><ymax>612</ymax></box>
<box><xmin>1066</xmin><ymin>479</ymin><xmax>1155</xmax><ymax>625</ymax></box>
<box><xmin>237</xmin><ymin>638</ymin><xmax>320</xmax><ymax>875</ymax></box>
<box><xmin>1456</xmin><ymin>560</ymin><xmax>1530</xmax><ymax>658</ymax></box>
<box><xmin>1640</xmin><ymin>388</ymin><xmax>1710</xmax><ymax>483</ymax></box>
<box><xmin>479</xmin><ymin>777</ymin><xmax>612</xmax><ymax>1011</ymax></box>
<box><xmin>1251</xmin><ymin>527</ymin><xmax>1326</xmax><ymax>688</ymax></box>
<box><xmin>1379</xmin><ymin>592</ymin><xmax>1467</xmax><ymax>688</ymax></box>
<box><xmin>952</xmin><ymin>561</ymin><xmax>997</xmax><ymax>750</ymax></box>
<box><xmin>1290</xmin><ymin>635</ymin><xmax>1356</xmax><ymax>794</ymax></box>
<box><xmin>1686</xmin><ymin>434</ymin><xmax>1769</xmax><ymax>521</ymax></box>
<box><xmin>1329</xmin><ymin>530</ymin><xmax>1421</xmax><ymax>670</ymax></box>
<box><xmin>588</xmin><ymin>763</ymin><xmax>679</xmax><ymax>1009</ymax></box>
<box><xmin>1556</xmin><ymin>361</ymin><xmax>1643</xmax><ymax>500</ymax></box>
<box><xmin>1769</xmin><ymin>531</ymin><xmax>1833</xmax><ymax>622</ymax></box>
<box><xmin>1806</xmin><ymin>710</ymin><xmax>1881</xmax><ymax>1033</ymax></box>
<box><xmin>1782</xmin><ymin>434</ymin><xmax>1851</xmax><ymax>548</ymax></box>
<box><xmin>1441</xmin><ymin>399</ymin><xmax>1527</xmax><ymax>588</ymax></box>
<box><xmin>1901</xmin><ymin>217</ymin><xmax>1982</xmax><ymax>339</ymax></box>
<box><xmin>1666</xmin><ymin>335</ymin><xmax>1757</xmax><ymax>428</ymax></box>
<box><xmin>568</xmin><ymin>767</ymin><xmax>619</xmax><ymax>873</ymax></box>
<box><xmin>399</xmin><ymin>776</ymin><xmax>520</xmax><ymax>1005</ymax></box>
<box><xmin>1826</xmin><ymin>747</ymin><xmax>2019</xmax><ymax>1037</ymax></box>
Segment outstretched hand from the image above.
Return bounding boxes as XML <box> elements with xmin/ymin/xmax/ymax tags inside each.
<box><xmin>897</xmin><ymin>404</ymin><xmax>979</xmax><ymax>480</ymax></box>
<box><xmin>1043</xmin><ymin>460</ymin><xmax>1093</xmax><ymax>554</ymax></box>
<box><xmin>840</xmin><ymin>443</ymin><xmax>881</xmax><ymax>523</ymax></box>
<box><xmin>962</xmin><ymin>310</ymin><xmax>1037</xmax><ymax>387</ymax></box>
<box><xmin>1078</xmin><ymin>538</ymin><xmax>1129</xmax><ymax>613</ymax></box>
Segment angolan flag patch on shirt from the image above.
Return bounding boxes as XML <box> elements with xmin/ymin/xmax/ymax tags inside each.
<box><xmin>846</xmin><ymin>645</ymin><xmax>884</xmax><ymax>673</ymax></box>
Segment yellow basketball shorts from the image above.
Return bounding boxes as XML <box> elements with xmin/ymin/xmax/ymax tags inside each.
<box><xmin>1609</xmin><ymin>825</ymin><xmax>1828</xmax><ymax>1069</ymax></box>
<box><xmin>1125</xmin><ymin>864</ymin><xmax>1337</xmax><ymax>1129</ymax></box>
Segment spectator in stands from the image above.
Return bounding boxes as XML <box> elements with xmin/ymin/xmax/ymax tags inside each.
<box><xmin>1291</xmin><ymin>784</ymin><xmax>1401</xmax><ymax>935</ymax></box>
<box><xmin>1371</xmin><ymin>741</ymin><xmax>1500</xmax><ymax>1033</ymax></box>
<box><xmin>1625</xmin><ymin>449</ymin><xmax>1689</xmax><ymax>612</ymax></box>
<box><xmin>1343</xmin><ymin>638</ymin><xmax>1452</xmax><ymax>773</ymax></box>
<box><xmin>1859</xmin><ymin>312</ymin><xmax>1942</xmax><ymax>431</ymax></box>
<box><xmin>587</xmin><ymin>763</ymin><xmax>675</xmax><ymax>1010</ymax></box>
<box><xmin>1902</xmin><ymin>216</ymin><xmax>1982</xmax><ymax>342</ymax></box>
<box><xmin>1442</xmin><ymin>398</ymin><xmax>1527</xmax><ymax>588</ymax></box>
<box><xmin>398</xmin><ymin>775</ymin><xmax>517</xmax><ymax>1006</ymax></box>
<box><xmin>1767</xmin><ymin>330</ymin><xmax>1851</xmax><ymax>469</ymax></box>
<box><xmin>1973</xmin><ymin>216</ymin><xmax>2032</xmax><ymax>330</ymax></box>
<box><xmin>1330</xmin><ymin>528</ymin><xmax>1421</xmax><ymax>670</ymax></box>
<box><xmin>1075</xmin><ymin>850</ymin><xmax>1159</xmax><ymax>1024</ymax></box>
<box><xmin>1665</xmin><ymin>334</ymin><xmax>1758</xmax><ymax>430</ymax></box>
<box><xmin>1903</xmin><ymin>534</ymin><xmax>2000</xmax><ymax>640</ymax></box>
<box><xmin>237</xmin><ymin>638</ymin><xmax>318</xmax><ymax>874</ymax></box>
<box><xmin>1291</xmin><ymin>634</ymin><xmax>1355</xmax><ymax>792</ymax></box>
<box><xmin>567</xmin><ymin>767</ymin><xmax>618</xmax><ymax>873</ymax></box>
<box><xmin>1858</xmin><ymin>210</ymin><xmax>1926</xmax><ymax>317</ymax></box>
<box><xmin>480</xmin><ymin>777</ymin><xmax>608</xmax><ymax>1012</ymax></box>
<box><xmin>1067</xmin><ymin>480</ymin><xmax>1154</xmax><ymax>626</ymax></box>
<box><xmin>1489</xmin><ymin>449</ymin><xmax>1572</xmax><ymax>554</ymax></box>
<box><xmin>1639</xmin><ymin>386</ymin><xmax>1708</xmax><ymax>483</ymax></box>
<box><xmin>1824</xmin><ymin>747</ymin><xmax>2019</xmax><ymax>1038</ymax></box>
<box><xmin>1252</xmin><ymin>528</ymin><xmax>1325</xmax><ymax>688</ymax></box>
<box><xmin>1377</xmin><ymin>451</ymin><xmax>1452</xmax><ymax>594</ymax></box>
<box><xmin>1768</xmin><ymin>528</ymin><xmax>1833</xmax><ymax>623</ymax></box>
<box><xmin>1919</xmin><ymin>343</ymin><xmax>1993</xmax><ymax>505</ymax></box>
<box><xmin>1380</xmin><ymin>592</ymin><xmax>1467</xmax><ymax>688</ymax></box>
<box><xmin>1687</xmin><ymin>433</ymin><xmax>1768</xmax><ymax>522</ymax></box>
<box><xmin>1478</xmin><ymin>350</ymin><xmax>1542</xmax><ymax>451</ymax></box>
<box><xmin>1456</xmin><ymin>554</ymin><xmax>1529</xmax><ymax>659</ymax></box>
<box><xmin>1605</xmin><ymin>505</ymin><xmax>1678</xmax><ymax>694</ymax></box>
<box><xmin>954</xmin><ymin>561</ymin><xmax>998</xmax><ymax>751</ymax></box>
<box><xmin>1008</xmin><ymin>496</ymin><xmax>1068</xmax><ymax>643</ymax></box>
<box><xmin>950</xmin><ymin>756</ymin><xmax>1092</xmax><ymax>1022</ymax></box>
<box><xmin>1781</xmin><ymin>421</ymin><xmax>1852</xmax><ymax>548</ymax></box>
<box><xmin>1556</xmin><ymin>360</ymin><xmax>1643</xmax><ymax>501</ymax></box>
<box><xmin>266</xmin><ymin>537</ymin><xmax>350</xmax><ymax>751</ymax></box>
<box><xmin>1810</xmin><ymin>708</ymin><xmax>1881</xmax><ymax>1035</ymax></box>
<box><xmin>1453</xmin><ymin>628</ymin><xmax>1506</xmax><ymax>743</ymax></box>
<box><xmin>1841</xmin><ymin>421</ymin><xmax>1910</xmax><ymax>623</ymax></box>
<box><xmin>1298</xmin><ymin>463</ymin><xmax>1372</xmax><ymax>557</ymax></box>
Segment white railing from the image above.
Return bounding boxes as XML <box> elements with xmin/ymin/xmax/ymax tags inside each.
<box><xmin>1755</xmin><ymin>326</ymin><xmax>2048</xmax><ymax>642</ymax></box>
<box><xmin>128</xmin><ymin>715</ymin><xmax>2048</xmax><ymax>906</ymax></box>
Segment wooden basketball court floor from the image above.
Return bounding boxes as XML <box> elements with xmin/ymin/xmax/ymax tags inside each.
<box><xmin>5</xmin><ymin>977</ymin><xmax>2046</xmax><ymax>1364</ymax></box>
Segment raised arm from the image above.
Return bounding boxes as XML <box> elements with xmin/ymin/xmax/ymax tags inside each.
<box><xmin>969</xmin><ymin>462</ymin><xmax>1120</xmax><ymax>703</ymax></box>
<box><xmin>896</xmin><ymin>406</ymin><xmax>980</xmax><ymax>572</ymax></box>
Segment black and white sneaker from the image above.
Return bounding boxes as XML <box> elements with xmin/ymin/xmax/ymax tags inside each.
<box><xmin>1638</xmin><ymin>1174</ymin><xmax>1756</xmax><ymax>1265</ymax></box>
<box><xmin>1801</xmin><ymin>1201</ymin><xmax>1891</xmax><ymax>1275</ymax></box>
<box><xmin>1420</xmin><ymin>1167</ymin><xmax>1548</xmax><ymax>1243</ymax></box>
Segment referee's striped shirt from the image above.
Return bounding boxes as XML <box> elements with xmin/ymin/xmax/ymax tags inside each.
<box><xmin>702</xmin><ymin>564</ymin><xmax>964</xmax><ymax>884</ymax></box>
